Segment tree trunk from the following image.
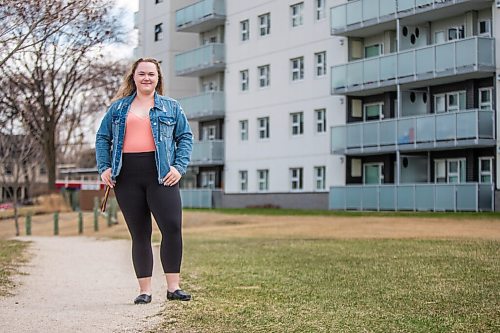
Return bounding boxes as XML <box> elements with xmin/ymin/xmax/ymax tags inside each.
<box><xmin>13</xmin><ymin>188</ymin><xmax>19</xmax><ymax>237</ymax></box>
<box><xmin>44</xmin><ymin>128</ymin><xmax>57</xmax><ymax>191</ymax></box>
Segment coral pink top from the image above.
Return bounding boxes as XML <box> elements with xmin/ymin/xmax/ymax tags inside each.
<box><xmin>122</xmin><ymin>112</ymin><xmax>156</xmax><ymax>153</ymax></box>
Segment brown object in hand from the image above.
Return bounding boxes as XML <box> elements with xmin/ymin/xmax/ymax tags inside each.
<box><xmin>100</xmin><ymin>186</ymin><xmax>110</xmax><ymax>213</ymax></box>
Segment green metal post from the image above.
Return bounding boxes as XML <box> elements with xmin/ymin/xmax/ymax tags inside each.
<box><xmin>93</xmin><ymin>197</ymin><xmax>99</xmax><ymax>232</ymax></box>
<box><xmin>54</xmin><ymin>211</ymin><xmax>59</xmax><ymax>236</ymax></box>
<box><xmin>25</xmin><ymin>212</ymin><xmax>32</xmax><ymax>236</ymax></box>
<box><xmin>78</xmin><ymin>211</ymin><xmax>83</xmax><ymax>234</ymax></box>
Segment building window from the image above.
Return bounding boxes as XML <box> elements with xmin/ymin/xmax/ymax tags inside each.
<box><xmin>239</xmin><ymin>170</ymin><xmax>248</xmax><ymax>192</ymax></box>
<box><xmin>257</xmin><ymin>117</ymin><xmax>269</xmax><ymax>139</ymax></box>
<box><xmin>258</xmin><ymin>65</ymin><xmax>270</xmax><ymax>87</ymax></box>
<box><xmin>240</xmin><ymin>20</ymin><xmax>250</xmax><ymax>41</ymax></box>
<box><xmin>291</xmin><ymin>57</ymin><xmax>304</xmax><ymax>81</ymax></box>
<box><xmin>363</xmin><ymin>163</ymin><xmax>384</xmax><ymax>184</ymax></box>
<box><xmin>434</xmin><ymin>159</ymin><xmax>466</xmax><ymax>183</ymax></box>
<box><xmin>479</xmin><ymin>20</ymin><xmax>491</xmax><ymax>36</ymax></box>
<box><xmin>154</xmin><ymin>23</ymin><xmax>163</xmax><ymax>41</ymax></box>
<box><xmin>315</xmin><ymin>51</ymin><xmax>326</xmax><ymax>77</ymax></box>
<box><xmin>257</xmin><ymin>169</ymin><xmax>269</xmax><ymax>192</ymax></box>
<box><xmin>434</xmin><ymin>31</ymin><xmax>446</xmax><ymax>44</ymax></box>
<box><xmin>315</xmin><ymin>109</ymin><xmax>326</xmax><ymax>133</ymax></box>
<box><xmin>155</xmin><ymin>0</ymin><xmax>163</xmax><ymax>3</ymax></box>
<box><xmin>364</xmin><ymin>103</ymin><xmax>383</xmax><ymax>121</ymax></box>
<box><xmin>240</xmin><ymin>120</ymin><xmax>248</xmax><ymax>141</ymax></box>
<box><xmin>202</xmin><ymin>125</ymin><xmax>216</xmax><ymax>141</ymax></box>
<box><xmin>448</xmin><ymin>26</ymin><xmax>464</xmax><ymax>41</ymax></box>
<box><xmin>479</xmin><ymin>88</ymin><xmax>493</xmax><ymax>110</ymax></box>
<box><xmin>479</xmin><ymin>157</ymin><xmax>493</xmax><ymax>184</ymax></box>
<box><xmin>364</xmin><ymin>44</ymin><xmax>383</xmax><ymax>58</ymax></box>
<box><xmin>259</xmin><ymin>13</ymin><xmax>271</xmax><ymax>36</ymax></box>
<box><xmin>240</xmin><ymin>70</ymin><xmax>249</xmax><ymax>91</ymax></box>
<box><xmin>290</xmin><ymin>168</ymin><xmax>303</xmax><ymax>191</ymax></box>
<box><xmin>201</xmin><ymin>171</ymin><xmax>216</xmax><ymax>189</ymax></box>
<box><xmin>290</xmin><ymin>2</ymin><xmax>304</xmax><ymax>27</ymax></box>
<box><xmin>314</xmin><ymin>166</ymin><xmax>326</xmax><ymax>191</ymax></box>
<box><xmin>435</xmin><ymin>91</ymin><xmax>466</xmax><ymax>113</ymax></box>
<box><xmin>39</xmin><ymin>165</ymin><xmax>47</xmax><ymax>175</ymax></box>
<box><xmin>315</xmin><ymin>0</ymin><xmax>325</xmax><ymax>20</ymax></box>
<box><xmin>290</xmin><ymin>112</ymin><xmax>304</xmax><ymax>136</ymax></box>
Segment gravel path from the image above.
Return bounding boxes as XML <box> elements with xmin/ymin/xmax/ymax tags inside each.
<box><xmin>0</xmin><ymin>236</ymin><xmax>168</xmax><ymax>332</ymax></box>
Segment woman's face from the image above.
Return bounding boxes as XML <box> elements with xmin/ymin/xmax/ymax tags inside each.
<box><xmin>133</xmin><ymin>61</ymin><xmax>159</xmax><ymax>95</ymax></box>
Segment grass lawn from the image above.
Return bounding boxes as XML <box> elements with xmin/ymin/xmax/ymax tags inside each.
<box><xmin>157</xmin><ymin>237</ymin><xmax>499</xmax><ymax>333</ymax></box>
<box><xmin>0</xmin><ymin>240</ymin><xmax>29</xmax><ymax>296</ymax></box>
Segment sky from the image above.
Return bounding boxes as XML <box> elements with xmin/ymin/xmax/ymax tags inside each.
<box><xmin>105</xmin><ymin>0</ymin><xmax>139</xmax><ymax>60</ymax></box>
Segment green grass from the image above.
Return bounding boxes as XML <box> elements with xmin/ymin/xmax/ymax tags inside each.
<box><xmin>0</xmin><ymin>240</ymin><xmax>29</xmax><ymax>296</ymax></box>
<box><xmin>156</xmin><ymin>237</ymin><xmax>500</xmax><ymax>333</ymax></box>
<box><xmin>185</xmin><ymin>208</ymin><xmax>500</xmax><ymax>219</ymax></box>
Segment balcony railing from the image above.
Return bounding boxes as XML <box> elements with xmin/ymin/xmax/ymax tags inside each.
<box><xmin>331</xmin><ymin>109</ymin><xmax>494</xmax><ymax>154</ymax></box>
<box><xmin>180</xmin><ymin>189</ymin><xmax>221</xmax><ymax>208</ymax></box>
<box><xmin>175</xmin><ymin>43</ymin><xmax>225</xmax><ymax>77</ymax></box>
<box><xmin>191</xmin><ymin>140</ymin><xmax>224</xmax><ymax>166</ymax></box>
<box><xmin>329</xmin><ymin>183</ymin><xmax>494</xmax><ymax>211</ymax></box>
<box><xmin>331</xmin><ymin>37</ymin><xmax>494</xmax><ymax>94</ymax></box>
<box><xmin>330</xmin><ymin>0</ymin><xmax>487</xmax><ymax>35</ymax></box>
<box><xmin>176</xmin><ymin>0</ymin><xmax>226</xmax><ymax>32</ymax></box>
<box><xmin>179</xmin><ymin>92</ymin><xmax>225</xmax><ymax>121</ymax></box>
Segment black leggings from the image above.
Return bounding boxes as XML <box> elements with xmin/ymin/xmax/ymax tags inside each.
<box><xmin>114</xmin><ymin>152</ymin><xmax>183</xmax><ymax>278</ymax></box>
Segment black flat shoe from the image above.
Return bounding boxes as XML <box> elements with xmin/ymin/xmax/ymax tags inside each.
<box><xmin>134</xmin><ymin>294</ymin><xmax>152</xmax><ymax>304</ymax></box>
<box><xmin>167</xmin><ymin>289</ymin><xmax>191</xmax><ymax>301</ymax></box>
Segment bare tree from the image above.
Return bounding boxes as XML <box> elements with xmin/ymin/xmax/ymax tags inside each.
<box><xmin>0</xmin><ymin>0</ymin><xmax>126</xmax><ymax>191</ymax></box>
<box><xmin>0</xmin><ymin>121</ymin><xmax>42</xmax><ymax>236</ymax></box>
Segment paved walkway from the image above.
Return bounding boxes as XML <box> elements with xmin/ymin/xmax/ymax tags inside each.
<box><xmin>0</xmin><ymin>237</ymin><xmax>167</xmax><ymax>332</ymax></box>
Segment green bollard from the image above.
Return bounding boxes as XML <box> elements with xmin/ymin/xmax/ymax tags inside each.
<box><xmin>78</xmin><ymin>211</ymin><xmax>83</xmax><ymax>235</ymax></box>
<box><xmin>54</xmin><ymin>212</ymin><xmax>59</xmax><ymax>236</ymax></box>
<box><xmin>25</xmin><ymin>212</ymin><xmax>32</xmax><ymax>236</ymax></box>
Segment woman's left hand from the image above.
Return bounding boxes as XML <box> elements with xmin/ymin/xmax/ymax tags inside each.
<box><xmin>163</xmin><ymin>166</ymin><xmax>181</xmax><ymax>186</ymax></box>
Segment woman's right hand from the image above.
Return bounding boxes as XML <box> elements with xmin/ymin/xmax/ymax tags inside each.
<box><xmin>101</xmin><ymin>168</ymin><xmax>115</xmax><ymax>188</ymax></box>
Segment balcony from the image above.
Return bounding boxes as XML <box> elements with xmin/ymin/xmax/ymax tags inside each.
<box><xmin>190</xmin><ymin>140</ymin><xmax>224</xmax><ymax>166</ymax></box>
<box><xmin>331</xmin><ymin>109</ymin><xmax>495</xmax><ymax>155</ymax></box>
<box><xmin>179</xmin><ymin>92</ymin><xmax>225</xmax><ymax>121</ymax></box>
<box><xmin>329</xmin><ymin>183</ymin><xmax>494</xmax><ymax>211</ymax></box>
<box><xmin>176</xmin><ymin>0</ymin><xmax>226</xmax><ymax>33</ymax></box>
<box><xmin>331</xmin><ymin>37</ymin><xmax>495</xmax><ymax>96</ymax></box>
<box><xmin>330</xmin><ymin>0</ymin><xmax>492</xmax><ymax>37</ymax></box>
<box><xmin>175</xmin><ymin>43</ymin><xmax>225</xmax><ymax>77</ymax></box>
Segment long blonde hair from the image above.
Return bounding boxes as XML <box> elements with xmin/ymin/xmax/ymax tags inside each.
<box><xmin>112</xmin><ymin>58</ymin><xmax>164</xmax><ymax>101</ymax></box>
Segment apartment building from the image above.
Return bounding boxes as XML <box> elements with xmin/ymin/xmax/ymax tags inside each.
<box><xmin>329</xmin><ymin>0</ymin><xmax>498</xmax><ymax>211</ymax></box>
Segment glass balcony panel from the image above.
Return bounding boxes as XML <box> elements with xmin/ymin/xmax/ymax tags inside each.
<box><xmin>331</xmin><ymin>65</ymin><xmax>347</xmax><ymax>90</ymax></box>
<box><xmin>175</xmin><ymin>44</ymin><xmax>225</xmax><ymax>75</ymax></box>
<box><xmin>191</xmin><ymin>140</ymin><xmax>224</xmax><ymax>164</ymax></box>
<box><xmin>179</xmin><ymin>92</ymin><xmax>225</xmax><ymax>119</ymax></box>
<box><xmin>180</xmin><ymin>189</ymin><xmax>213</xmax><ymax>208</ymax></box>
<box><xmin>415</xmin><ymin>47</ymin><xmax>434</xmax><ymax>75</ymax></box>
<box><xmin>415</xmin><ymin>116</ymin><xmax>434</xmax><ymax>143</ymax></box>
<box><xmin>347</xmin><ymin>123</ymin><xmax>362</xmax><ymax>148</ymax></box>
<box><xmin>380</xmin><ymin>54</ymin><xmax>397</xmax><ymax>81</ymax></box>
<box><xmin>435</xmin><ymin>43</ymin><xmax>454</xmax><ymax>72</ymax></box>
<box><xmin>478</xmin><ymin>38</ymin><xmax>494</xmax><ymax>66</ymax></box>
<box><xmin>362</xmin><ymin>186</ymin><xmax>379</xmax><ymax>210</ymax></box>
<box><xmin>347</xmin><ymin>62</ymin><xmax>363</xmax><ymax>87</ymax></box>
<box><xmin>435</xmin><ymin>113</ymin><xmax>455</xmax><ymax>141</ymax></box>
<box><xmin>346</xmin><ymin>187</ymin><xmax>362</xmax><ymax>209</ymax></box>
<box><xmin>364</xmin><ymin>58</ymin><xmax>379</xmax><ymax>84</ymax></box>
<box><xmin>176</xmin><ymin>0</ymin><xmax>225</xmax><ymax>29</ymax></box>
<box><xmin>346</xmin><ymin>1</ymin><xmax>362</xmax><ymax>26</ymax></box>
<box><xmin>379</xmin><ymin>120</ymin><xmax>396</xmax><ymax>146</ymax></box>
<box><xmin>478</xmin><ymin>111</ymin><xmax>494</xmax><ymax>138</ymax></box>
<box><xmin>478</xmin><ymin>184</ymin><xmax>494</xmax><ymax>211</ymax></box>
<box><xmin>331</xmin><ymin>6</ymin><xmax>346</xmax><ymax>30</ymax></box>
<box><xmin>456</xmin><ymin>184</ymin><xmax>477</xmax><ymax>211</ymax></box>
<box><xmin>380</xmin><ymin>0</ymin><xmax>397</xmax><ymax>16</ymax></box>
<box><xmin>398</xmin><ymin>0</ymin><xmax>414</xmax><ymax>12</ymax></box>
<box><xmin>329</xmin><ymin>187</ymin><xmax>346</xmax><ymax>209</ymax></box>
<box><xmin>398</xmin><ymin>118</ymin><xmax>415</xmax><ymax>145</ymax></box>
<box><xmin>435</xmin><ymin>184</ymin><xmax>455</xmax><ymax>211</ymax></box>
<box><xmin>456</xmin><ymin>111</ymin><xmax>477</xmax><ymax>139</ymax></box>
<box><xmin>397</xmin><ymin>185</ymin><xmax>414</xmax><ymax>210</ymax></box>
<box><xmin>331</xmin><ymin>126</ymin><xmax>347</xmax><ymax>151</ymax></box>
<box><xmin>397</xmin><ymin>51</ymin><xmax>414</xmax><ymax>78</ymax></box>
<box><xmin>379</xmin><ymin>185</ymin><xmax>395</xmax><ymax>210</ymax></box>
<box><xmin>362</xmin><ymin>0</ymin><xmax>377</xmax><ymax>21</ymax></box>
<box><xmin>415</xmin><ymin>185</ymin><xmax>434</xmax><ymax>211</ymax></box>
<box><xmin>456</xmin><ymin>38</ymin><xmax>475</xmax><ymax>68</ymax></box>
<box><xmin>363</xmin><ymin>122</ymin><xmax>379</xmax><ymax>147</ymax></box>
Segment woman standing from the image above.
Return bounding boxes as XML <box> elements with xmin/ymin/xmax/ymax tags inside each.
<box><xmin>95</xmin><ymin>58</ymin><xmax>193</xmax><ymax>304</ymax></box>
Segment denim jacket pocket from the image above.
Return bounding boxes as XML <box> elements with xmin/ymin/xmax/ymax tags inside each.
<box><xmin>158</xmin><ymin>116</ymin><xmax>176</xmax><ymax>142</ymax></box>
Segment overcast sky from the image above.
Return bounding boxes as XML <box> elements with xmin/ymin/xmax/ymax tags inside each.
<box><xmin>105</xmin><ymin>0</ymin><xmax>139</xmax><ymax>60</ymax></box>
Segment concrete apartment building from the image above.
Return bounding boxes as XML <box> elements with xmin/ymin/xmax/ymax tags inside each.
<box><xmin>135</xmin><ymin>0</ymin><xmax>499</xmax><ymax>211</ymax></box>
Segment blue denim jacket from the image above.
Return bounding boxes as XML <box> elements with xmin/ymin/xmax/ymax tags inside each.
<box><xmin>95</xmin><ymin>92</ymin><xmax>193</xmax><ymax>184</ymax></box>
